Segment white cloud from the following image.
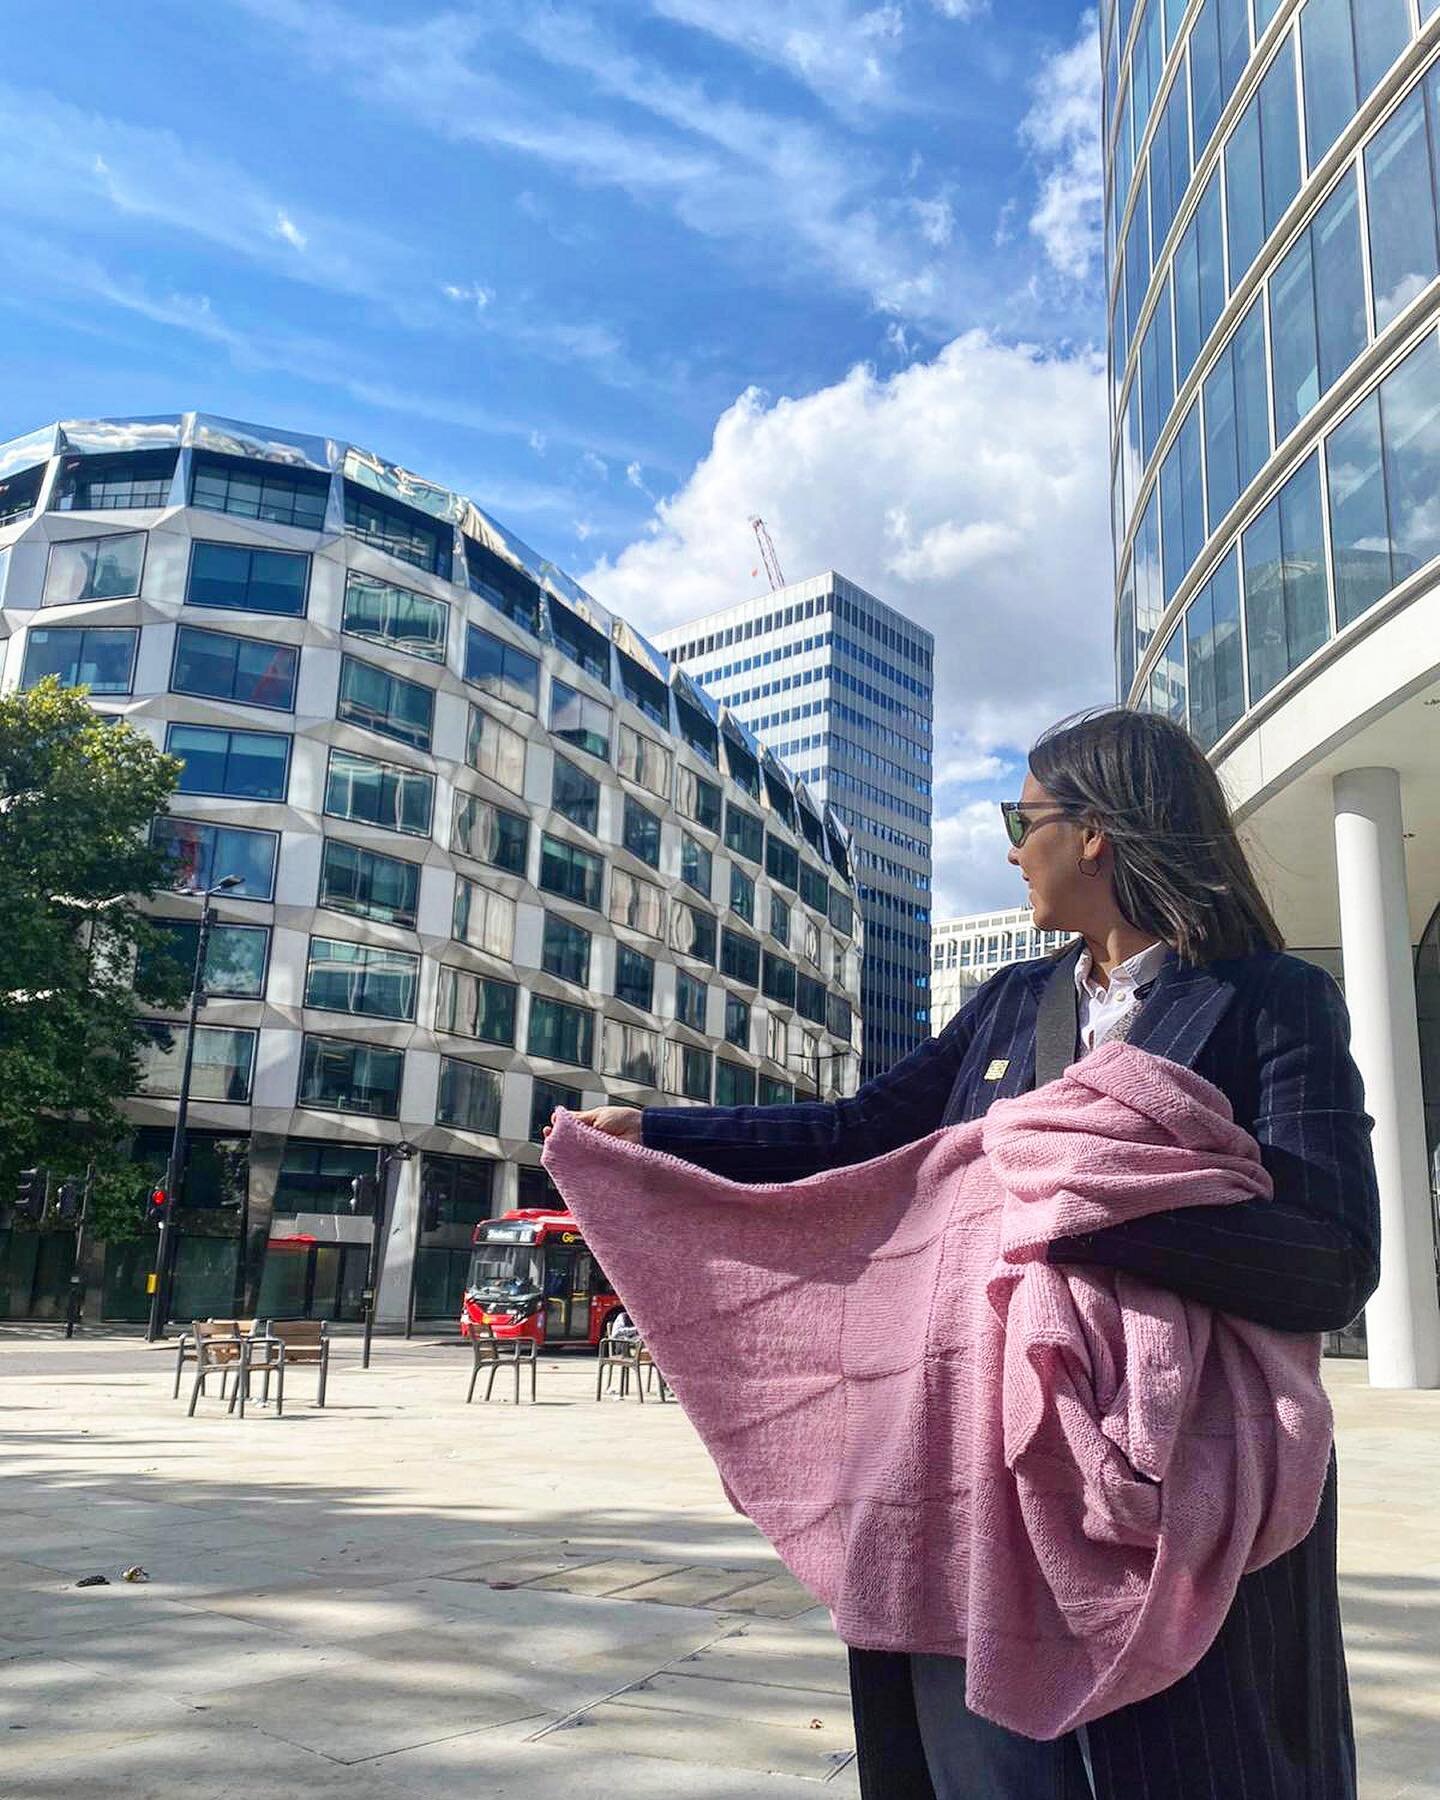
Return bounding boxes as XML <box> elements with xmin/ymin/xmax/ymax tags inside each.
<box><xmin>910</xmin><ymin>194</ymin><xmax>954</xmax><ymax>248</ymax></box>
<box><xmin>1020</xmin><ymin>12</ymin><xmax>1104</xmax><ymax>284</ymax></box>
<box><xmin>441</xmin><ymin>279</ymin><xmax>494</xmax><ymax>310</ymax></box>
<box><xmin>581</xmin><ymin>332</ymin><xmax>1113</xmax><ymax>911</ymax></box>
<box><xmin>646</xmin><ymin>0</ymin><xmax>906</xmax><ymax>109</ymax></box>
<box><xmin>931</xmin><ymin>800</ymin><xmax>1017</xmax><ymax>917</ymax></box>
<box><xmin>273</xmin><ymin>209</ymin><xmax>307</xmax><ymax>250</ymax></box>
<box><xmin>929</xmin><ymin>0</ymin><xmax>990</xmax><ymax>18</ymax></box>
<box><xmin>529</xmin><ymin>429</ymin><xmax>548</xmax><ymax>455</ymax></box>
<box><xmin>579</xmin><ymin>450</ymin><xmax>610</xmax><ymax>480</ymax></box>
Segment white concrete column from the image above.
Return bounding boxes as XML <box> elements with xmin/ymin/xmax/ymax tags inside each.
<box><xmin>1333</xmin><ymin>768</ymin><xmax>1440</xmax><ymax>1389</ymax></box>
<box><xmin>375</xmin><ymin>1157</ymin><xmax>420</xmax><ymax>1329</ymax></box>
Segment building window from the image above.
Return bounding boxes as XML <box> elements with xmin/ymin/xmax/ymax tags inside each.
<box><xmin>342</xmin><ymin>569</ymin><xmax>447</xmax><ymax>662</ymax></box>
<box><xmin>763</xmin><ymin>953</ymin><xmax>797</xmax><ymax>1007</ymax></box>
<box><xmin>1269</xmin><ymin>171</ymin><xmax>1367</xmax><ymax>444</ymax></box>
<box><xmin>724</xmin><ymin>735</ymin><xmax>761</xmax><ymax>798</ymax></box>
<box><xmin>618</xmin><ymin>723</ymin><xmax>672</xmax><ymax>797</ymax></box>
<box><xmin>171</xmin><ymin>626</ymin><xmax>298</xmax><ymax>711</ymax></box>
<box><xmin>541</xmin><ymin>912</ymin><xmax>592</xmax><ymax>986</ymax></box>
<box><xmin>1300</xmin><ymin>0</ymin><xmax>1411</xmax><ymax>169</ymax></box>
<box><xmin>552</xmin><ymin>756</ymin><xmax>600</xmax><ymax>834</ymax></box>
<box><xmin>671</xmin><ymin>900</ymin><xmax>716</xmax><ymax>966</ymax></box>
<box><xmin>666</xmin><ymin>1041</ymin><xmax>712</xmax><ymax>1102</ymax></box>
<box><xmin>298</xmin><ymin>1034</ymin><xmax>404</xmax><ymax>1117</ymax></box>
<box><xmin>765</xmin><ymin>835</ymin><xmax>799</xmax><ymax>891</ymax></box>
<box><xmin>796</xmin><ymin>973</ymin><xmax>827</xmax><ymax>1025</ymax></box>
<box><xmin>799</xmin><ymin>863</ymin><xmax>829</xmax><ymax>915</ymax></box>
<box><xmin>1224</xmin><ymin>36</ymin><xmax>1300</xmax><ymax>291</ymax></box>
<box><xmin>136</xmin><ymin>1022</ymin><xmax>256</xmax><ymax>1103</ymax></box>
<box><xmin>1138</xmin><ymin>276</ymin><xmax>1174</xmax><ymax>467</ymax></box>
<box><xmin>550</xmin><ymin>602</ymin><xmax>610</xmax><ymax>683</ymax></box>
<box><xmin>530</xmin><ymin>1076</ymin><xmax>582</xmax><ymax>1143</ymax></box>
<box><xmin>1327</xmin><ymin>330</ymin><xmax>1440</xmax><ymax>628</ymax></box>
<box><xmin>724</xmin><ymin>992</ymin><xmax>750</xmax><ymax>1050</ymax></box>
<box><xmin>724</xmin><ymin>802</ymin><xmax>764</xmax><ymax>864</ymax></box>
<box><xmin>186</xmin><ymin>541</ymin><xmax>309</xmax><ymax>615</ymax></box>
<box><xmin>609</xmin><ymin>868</ymin><xmax>664</xmax><ymax>939</ymax></box>
<box><xmin>437</xmin><ymin>1058</ymin><xmax>503</xmax><ymax>1135</ymax></box>
<box><xmin>137</xmin><ymin>919</ymin><xmax>269</xmax><ymax>999</ymax></box>
<box><xmin>617</xmin><ymin>648</ymin><xmax>669</xmax><ymax>726</ymax></box>
<box><xmin>465</xmin><ymin>536</ymin><xmax>543</xmax><ymax>634</ymax></box>
<box><xmin>675</xmin><ymin>695</ymin><xmax>717</xmax><ymax>764</ymax></box>
<box><xmin>614</xmin><ymin>943</ymin><xmax>655</xmax><ymax>1010</ymax></box>
<box><xmin>766</xmin><ymin>1011</ymin><xmax>790</xmax><ymax>1065</ymax></box>
<box><xmin>827</xmin><ymin>993</ymin><xmax>853</xmax><ymax>1041</ymax></box>
<box><xmin>1173</xmin><ymin>170</ymin><xmax>1226</xmax><ymax>388</ymax></box>
<box><xmin>730</xmin><ymin>863</ymin><xmax>755</xmax><ymax>924</ymax></box>
<box><xmin>622</xmin><ymin>796</ymin><xmax>662</xmax><ymax>868</ymax></box>
<box><xmin>681</xmin><ymin>833</ymin><xmax>712</xmax><ymax>899</ymax></box>
<box><xmin>1365</xmin><ymin>80</ymin><xmax>1440</xmax><ymax>333</ymax></box>
<box><xmin>0</xmin><ymin>464</ymin><xmax>43</xmax><ymax>527</ymax></box>
<box><xmin>601</xmin><ymin>1021</ymin><xmax>659</xmax><ymax>1086</ymax></box>
<box><xmin>304</xmin><ymin>936</ymin><xmax>419</xmax><ymax>1021</ymax></box>
<box><xmin>452</xmin><ymin>792</ymin><xmax>530</xmax><ymax>875</ymax></box>
<box><xmin>1203</xmin><ymin>296</ymin><xmax>1270</xmax><ymax>527</ymax></box>
<box><xmin>452</xmin><ymin>877</ymin><xmax>517</xmax><ymax>958</ymax></box>
<box><xmin>337</xmin><ymin>655</ymin><xmax>434</xmax><ymax>751</ymax></box>
<box><xmin>1242</xmin><ymin>451</ymin><xmax>1329</xmax><ymax>703</ymax></box>
<box><xmin>152</xmin><ymin>816</ymin><xmax>279</xmax><ymax>900</ymax></box>
<box><xmin>770</xmin><ymin>893</ymin><xmax>791</xmax><ymax>948</ymax></box>
<box><xmin>465</xmin><ymin>707</ymin><xmax>527</xmax><ymax>793</ymax></box>
<box><xmin>721</xmin><ymin>927</ymin><xmax>761</xmax><ymax>986</ymax></box>
<box><xmin>21</xmin><ymin>626</ymin><xmax>137</xmax><ymax>695</ymax></box>
<box><xmin>343</xmin><ymin>482</ymin><xmax>451</xmax><ymax>578</ymax></box>
<box><xmin>528</xmin><ymin>995</ymin><xmax>594</xmax><ymax>1067</ymax></box>
<box><xmin>325</xmin><ymin>749</ymin><xmax>434</xmax><ymax>837</ymax></box>
<box><xmin>715</xmin><ymin>1060</ymin><xmax>757</xmax><ymax>1107</ymax></box>
<box><xmin>464</xmin><ymin>624</ymin><xmax>540</xmax><ymax>714</ymax></box>
<box><xmin>539</xmin><ymin>834</ymin><xmax>603</xmax><ymax>909</ymax></box>
<box><xmin>550</xmin><ymin>679</ymin><xmax>611</xmax><ymax>760</ymax></box>
<box><xmin>676</xmin><ymin>766</ymin><xmax>721</xmax><ymax>833</ymax></box>
<box><xmin>167</xmin><ymin>723</ymin><xmax>290</xmax><ymax>800</ymax></box>
<box><xmin>675</xmin><ymin>969</ymin><xmax>707</xmax><ymax>1031</ymax></box>
<box><xmin>1148</xmin><ymin>73</ymin><xmax>1192</xmax><ymax>255</ymax></box>
<box><xmin>436</xmin><ymin>966</ymin><xmax>518</xmax><ymax>1044</ymax></box>
<box><xmin>318</xmin><ymin>839</ymin><xmax>420</xmax><ymax>928</ymax></box>
<box><xmin>1185</xmin><ymin>547</ymin><xmax>1245</xmax><ymax>750</ymax></box>
<box><xmin>828</xmin><ymin>888</ymin><xmax>855</xmax><ymax>937</ymax></box>
<box><xmin>1160</xmin><ymin>401</ymin><xmax>1205</xmax><ymax>603</ymax></box>
<box><xmin>1147</xmin><ymin>622</ymin><xmax>1187</xmax><ymax>722</ymax></box>
<box><xmin>272</xmin><ymin>1140</ymin><xmax>376</xmax><ymax>1217</ymax></box>
<box><xmin>43</xmin><ymin>532</ymin><xmax>145</xmax><ymax>606</ymax></box>
<box><xmin>759</xmin><ymin>1075</ymin><xmax>794</xmax><ymax>1106</ymax></box>
<box><xmin>190</xmin><ymin>454</ymin><xmax>329</xmax><ymax>531</ymax></box>
<box><xmin>53</xmin><ymin>449</ymin><xmax>175</xmax><ymax>512</ymax></box>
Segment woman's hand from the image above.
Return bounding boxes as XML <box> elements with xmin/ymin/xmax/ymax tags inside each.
<box><xmin>544</xmin><ymin>1105</ymin><xmax>643</xmax><ymax>1144</ymax></box>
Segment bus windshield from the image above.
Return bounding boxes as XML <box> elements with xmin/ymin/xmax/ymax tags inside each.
<box><xmin>467</xmin><ymin>1246</ymin><xmax>542</xmax><ymax>1291</ymax></box>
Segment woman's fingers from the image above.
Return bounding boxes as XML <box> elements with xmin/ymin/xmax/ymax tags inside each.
<box><xmin>557</xmin><ymin>1105</ymin><xmax>644</xmax><ymax>1143</ymax></box>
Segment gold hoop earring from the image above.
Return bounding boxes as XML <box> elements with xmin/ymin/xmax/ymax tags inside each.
<box><xmin>1078</xmin><ymin>856</ymin><xmax>1100</xmax><ymax>877</ymax></box>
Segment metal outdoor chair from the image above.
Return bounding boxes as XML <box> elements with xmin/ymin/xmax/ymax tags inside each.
<box><xmin>466</xmin><ymin>1324</ymin><xmax>538</xmax><ymax>1404</ymax></box>
<box><xmin>251</xmin><ymin>1320</ymin><xmax>331</xmax><ymax>1412</ymax></box>
<box><xmin>186</xmin><ymin>1320</ymin><xmax>248</xmax><ymax>1416</ymax></box>
<box><xmin>174</xmin><ymin>1317</ymin><xmax>266</xmax><ymax>1400</ymax></box>
<box><xmin>596</xmin><ymin>1333</ymin><xmax>669</xmax><ymax>1402</ymax></box>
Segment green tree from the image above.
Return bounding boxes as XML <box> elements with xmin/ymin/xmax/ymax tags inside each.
<box><xmin>0</xmin><ymin>679</ymin><xmax>182</xmax><ymax>1223</ymax></box>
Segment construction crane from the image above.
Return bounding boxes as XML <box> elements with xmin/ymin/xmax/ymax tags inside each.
<box><xmin>749</xmin><ymin>516</ymin><xmax>786</xmax><ymax>592</ymax></box>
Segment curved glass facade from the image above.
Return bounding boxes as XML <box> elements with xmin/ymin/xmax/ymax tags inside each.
<box><xmin>1104</xmin><ymin>0</ymin><xmax>1440</xmax><ymax>734</ymax></box>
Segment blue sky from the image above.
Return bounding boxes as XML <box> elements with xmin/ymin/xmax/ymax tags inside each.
<box><xmin>0</xmin><ymin>0</ymin><xmax>1111</xmax><ymax>914</ymax></box>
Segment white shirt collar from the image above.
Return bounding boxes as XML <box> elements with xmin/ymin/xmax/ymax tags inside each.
<box><xmin>1074</xmin><ymin>938</ymin><xmax>1170</xmax><ymax>1002</ymax></box>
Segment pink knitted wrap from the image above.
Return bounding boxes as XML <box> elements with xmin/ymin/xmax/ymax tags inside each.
<box><xmin>540</xmin><ymin>1042</ymin><xmax>1332</xmax><ymax>1739</ymax></box>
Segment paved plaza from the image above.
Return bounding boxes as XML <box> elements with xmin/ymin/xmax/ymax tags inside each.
<box><xmin>1</xmin><ymin>1333</ymin><xmax>1437</xmax><ymax>1799</ymax></box>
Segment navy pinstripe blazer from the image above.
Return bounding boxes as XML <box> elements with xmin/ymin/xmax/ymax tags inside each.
<box><xmin>644</xmin><ymin>948</ymin><xmax>1381</xmax><ymax>1334</ymax></box>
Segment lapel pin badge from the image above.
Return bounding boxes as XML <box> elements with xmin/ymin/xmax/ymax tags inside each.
<box><xmin>984</xmin><ymin>1059</ymin><xmax>1009</xmax><ymax>1081</ymax></box>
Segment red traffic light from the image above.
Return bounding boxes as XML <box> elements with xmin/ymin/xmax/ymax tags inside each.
<box><xmin>150</xmin><ymin>1187</ymin><xmax>168</xmax><ymax>1207</ymax></box>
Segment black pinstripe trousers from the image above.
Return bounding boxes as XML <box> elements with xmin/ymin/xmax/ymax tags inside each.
<box><xmin>849</xmin><ymin>1462</ymin><xmax>1355</xmax><ymax>1799</ymax></box>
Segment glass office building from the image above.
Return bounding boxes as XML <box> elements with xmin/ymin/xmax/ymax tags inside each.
<box><xmin>0</xmin><ymin>414</ymin><xmax>862</xmax><ymax>1325</ymax></box>
<box><xmin>1103</xmin><ymin>0</ymin><xmax>1440</xmax><ymax>1385</ymax></box>
<box><xmin>657</xmin><ymin>573</ymin><xmax>933</xmax><ymax>1082</ymax></box>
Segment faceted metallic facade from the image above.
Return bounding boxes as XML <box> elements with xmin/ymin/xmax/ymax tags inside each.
<box><xmin>0</xmin><ymin>413</ymin><xmax>862</xmax><ymax>1322</ymax></box>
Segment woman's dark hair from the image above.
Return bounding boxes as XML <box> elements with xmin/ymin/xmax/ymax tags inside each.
<box><xmin>1029</xmin><ymin>708</ymin><xmax>1283</xmax><ymax>963</ymax></box>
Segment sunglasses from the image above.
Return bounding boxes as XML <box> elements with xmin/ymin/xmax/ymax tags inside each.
<box><xmin>999</xmin><ymin>801</ymin><xmax>1073</xmax><ymax>848</ymax></box>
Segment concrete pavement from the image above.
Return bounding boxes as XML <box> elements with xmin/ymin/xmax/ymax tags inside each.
<box><xmin>0</xmin><ymin>1333</ymin><xmax>1436</xmax><ymax>1798</ymax></box>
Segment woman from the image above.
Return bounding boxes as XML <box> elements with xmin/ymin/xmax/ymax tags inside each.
<box><xmin>559</xmin><ymin>709</ymin><xmax>1380</xmax><ymax>1800</ymax></box>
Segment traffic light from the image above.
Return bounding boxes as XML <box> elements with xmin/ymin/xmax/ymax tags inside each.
<box><xmin>16</xmin><ymin>1169</ymin><xmax>47</xmax><ymax>1222</ymax></box>
<box><xmin>55</xmin><ymin>1179</ymin><xmax>84</xmax><ymax>1225</ymax></box>
<box><xmin>349</xmin><ymin>1173</ymin><xmax>378</xmax><ymax>1215</ymax></box>
<box><xmin>145</xmin><ymin>1184</ymin><xmax>169</xmax><ymax>1227</ymax></box>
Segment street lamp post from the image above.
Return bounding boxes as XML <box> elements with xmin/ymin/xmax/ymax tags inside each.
<box><xmin>145</xmin><ymin>874</ymin><xmax>243</xmax><ymax>1342</ymax></box>
<box><xmin>786</xmin><ymin>1046</ymin><xmax>852</xmax><ymax>1103</ymax></box>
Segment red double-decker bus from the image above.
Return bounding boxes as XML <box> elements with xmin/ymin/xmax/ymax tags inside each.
<box><xmin>459</xmin><ymin>1209</ymin><xmax>623</xmax><ymax>1348</ymax></box>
